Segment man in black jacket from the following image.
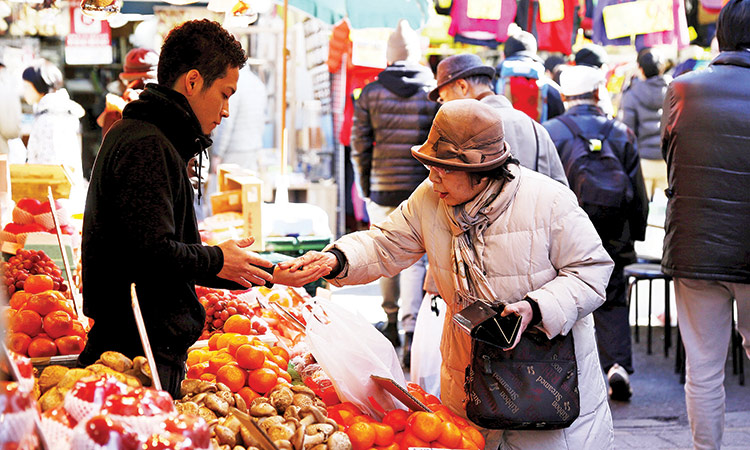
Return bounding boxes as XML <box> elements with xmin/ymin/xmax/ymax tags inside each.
<box><xmin>79</xmin><ymin>20</ymin><xmax>326</xmax><ymax>397</ymax></box>
<box><xmin>351</xmin><ymin>20</ymin><xmax>438</xmax><ymax>363</ymax></box>
<box><xmin>544</xmin><ymin>65</ymin><xmax>649</xmax><ymax>402</ymax></box>
<box><xmin>661</xmin><ymin>1</ymin><xmax>750</xmax><ymax>447</ymax></box>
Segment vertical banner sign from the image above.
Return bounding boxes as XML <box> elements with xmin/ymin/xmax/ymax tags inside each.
<box><xmin>539</xmin><ymin>0</ymin><xmax>565</xmax><ymax>23</ymax></box>
<box><xmin>466</xmin><ymin>0</ymin><xmax>502</xmax><ymax>20</ymax></box>
<box><xmin>65</xmin><ymin>5</ymin><xmax>113</xmax><ymax>65</ymax></box>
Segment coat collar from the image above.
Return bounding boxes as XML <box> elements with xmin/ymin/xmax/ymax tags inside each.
<box><xmin>710</xmin><ymin>50</ymin><xmax>750</xmax><ymax>69</ymax></box>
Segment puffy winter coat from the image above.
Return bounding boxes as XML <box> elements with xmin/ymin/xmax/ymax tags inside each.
<box><xmin>478</xmin><ymin>92</ymin><xmax>568</xmax><ymax>185</ymax></box>
<box><xmin>351</xmin><ymin>62</ymin><xmax>438</xmax><ymax>206</ymax></box>
<box><xmin>619</xmin><ymin>76</ymin><xmax>670</xmax><ymax>160</ymax></box>
<box><xmin>661</xmin><ymin>50</ymin><xmax>750</xmax><ymax>283</ymax></box>
<box><xmin>329</xmin><ymin>165</ymin><xmax>615</xmax><ymax>449</ymax></box>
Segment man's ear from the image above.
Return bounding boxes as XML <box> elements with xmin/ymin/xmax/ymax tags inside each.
<box><xmin>184</xmin><ymin>69</ymin><xmax>202</xmax><ymax>95</ymax></box>
<box><xmin>457</xmin><ymin>78</ymin><xmax>470</xmax><ymax>96</ymax></box>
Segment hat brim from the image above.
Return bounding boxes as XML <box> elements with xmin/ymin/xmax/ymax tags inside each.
<box><xmin>411</xmin><ymin>141</ymin><xmax>511</xmax><ymax>172</ymax></box>
<box><xmin>427</xmin><ymin>65</ymin><xmax>497</xmax><ymax>102</ymax></box>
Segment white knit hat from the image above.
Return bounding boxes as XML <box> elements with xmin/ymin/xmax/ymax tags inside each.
<box><xmin>559</xmin><ymin>65</ymin><xmax>606</xmax><ymax>97</ymax></box>
<box><xmin>386</xmin><ymin>19</ymin><xmax>420</xmax><ymax>63</ymax></box>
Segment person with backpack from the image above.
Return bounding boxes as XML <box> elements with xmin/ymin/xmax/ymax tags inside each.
<box><xmin>543</xmin><ymin>65</ymin><xmax>649</xmax><ymax>401</ymax></box>
<box><xmin>495</xmin><ymin>30</ymin><xmax>565</xmax><ymax>123</ymax></box>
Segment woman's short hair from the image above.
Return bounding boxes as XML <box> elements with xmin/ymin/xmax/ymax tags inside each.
<box><xmin>717</xmin><ymin>0</ymin><xmax>750</xmax><ymax>51</ymax></box>
<box><xmin>22</xmin><ymin>61</ymin><xmax>63</xmax><ymax>95</ymax></box>
<box><xmin>469</xmin><ymin>157</ymin><xmax>520</xmax><ymax>184</ymax></box>
<box><xmin>158</xmin><ymin>19</ymin><xmax>247</xmax><ymax>90</ymax></box>
<box><xmin>637</xmin><ymin>47</ymin><xmax>665</xmax><ymax>78</ymax></box>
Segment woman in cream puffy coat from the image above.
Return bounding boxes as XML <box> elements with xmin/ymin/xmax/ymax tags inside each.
<box><xmin>283</xmin><ymin>100</ymin><xmax>615</xmax><ymax>449</ymax></box>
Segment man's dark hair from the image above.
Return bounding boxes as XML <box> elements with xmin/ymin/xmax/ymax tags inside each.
<box><xmin>158</xmin><ymin>19</ymin><xmax>247</xmax><ymax>90</ymax></box>
<box><xmin>464</xmin><ymin>74</ymin><xmax>494</xmax><ymax>89</ymax></box>
<box><xmin>22</xmin><ymin>61</ymin><xmax>63</xmax><ymax>95</ymax></box>
<box><xmin>637</xmin><ymin>47</ymin><xmax>665</xmax><ymax>78</ymax></box>
<box><xmin>717</xmin><ymin>0</ymin><xmax>750</xmax><ymax>51</ymax></box>
<box><xmin>469</xmin><ymin>157</ymin><xmax>519</xmax><ymax>184</ymax></box>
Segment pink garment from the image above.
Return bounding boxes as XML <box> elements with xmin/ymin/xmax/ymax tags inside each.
<box><xmin>535</xmin><ymin>0</ymin><xmax>578</xmax><ymax>55</ymax></box>
<box><xmin>448</xmin><ymin>0</ymin><xmax>517</xmax><ymax>42</ymax></box>
<box><xmin>641</xmin><ymin>0</ymin><xmax>691</xmax><ymax>49</ymax></box>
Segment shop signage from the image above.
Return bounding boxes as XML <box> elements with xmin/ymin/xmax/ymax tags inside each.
<box><xmin>64</xmin><ymin>5</ymin><xmax>113</xmax><ymax>65</ymax></box>
<box><xmin>602</xmin><ymin>0</ymin><xmax>674</xmax><ymax>40</ymax></box>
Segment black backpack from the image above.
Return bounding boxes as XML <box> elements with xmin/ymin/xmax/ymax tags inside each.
<box><xmin>556</xmin><ymin>115</ymin><xmax>634</xmax><ymax>221</ymax></box>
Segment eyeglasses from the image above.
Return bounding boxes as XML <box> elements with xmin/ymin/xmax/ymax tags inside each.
<box><xmin>423</xmin><ymin>164</ymin><xmax>453</xmax><ymax>177</ymax></box>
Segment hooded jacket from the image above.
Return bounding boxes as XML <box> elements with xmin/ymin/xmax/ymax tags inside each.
<box><xmin>620</xmin><ymin>76</ymin><xmax>671</xmax><ymax>160</ymax></box>
<box><xmin>81</xmin><ymin>84</ymin><xmax>244</xmax><ymax>364</ymax></box>
<box><xmin>661</xmin><ymin>51</ymin><xmax>750</xmax><ymax>283</ymax></box>
<box><xmin>351</xmin><ymin>62</ymin><xmax>438</xmax><ymax>206</ymax></box>
<box><xmin>328</xmin><ymin>166</ymin><xmax>614</xmax><ymax>449</ymax></box>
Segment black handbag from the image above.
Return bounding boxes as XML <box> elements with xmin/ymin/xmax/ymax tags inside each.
<box><xmin>464</xmin><ymin>312</ymin><xmax>580</xmax><ymax>430</ymax></box>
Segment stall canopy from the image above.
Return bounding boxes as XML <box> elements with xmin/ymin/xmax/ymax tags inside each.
<box><xmin>286</xmin><ymin>0</ymin><xmax>430</xmax><ymax>29</ymax></box>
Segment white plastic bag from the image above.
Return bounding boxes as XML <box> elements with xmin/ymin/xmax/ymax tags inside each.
<box><xmin>304</xmin><ymin>298</ymin><xmax>406</xmax><ymax>417</ymax></box>
<box><xmin>410</xmin><ymin>293</ymin><xmax>446</xmax><ymax>397</ymax></box>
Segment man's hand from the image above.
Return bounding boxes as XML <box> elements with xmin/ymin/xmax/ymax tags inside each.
<box><xmin>217</xmin><ymin>237</ymin><xmax>273</xmax><ymax>287</ymax></box>
<box><xmin>277</xmin><ymin>251</ymin><xmax>339</xmax><ymax>274</ymax></box>
<box><xmin>500</xmin><ymin>300</ymin><xmax>534</xmax><ymax>351</ymax></box>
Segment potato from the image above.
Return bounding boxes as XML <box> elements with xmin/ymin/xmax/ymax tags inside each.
<box><xmin>38</xmin><ymin>386</ymin><xmax>65</xmax><ymax>412</ymax></box>
<box><xmin>38</xmin><ymin>365</ymin><xmax>69</xmax><ymax>394</ymax></box>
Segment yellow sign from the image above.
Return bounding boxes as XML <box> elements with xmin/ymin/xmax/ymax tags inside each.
<box><xmin>602</xmin><ymin>0</ymin><xmax>674</xmax><ymax>39</ymax></box>
<box><xmin>467</xmin><ymin>0</ymin><xmax>502</xmax><ymax>20</ymax></box>
<box><xmin>539</xmin><ymin>0</ymin><xmax>565</xmax><ymax>23</ymax></box>
<box><xmin>350</xmin><ymin>28</ymin><xmax>391</xmax><ymax>69</ymax></box>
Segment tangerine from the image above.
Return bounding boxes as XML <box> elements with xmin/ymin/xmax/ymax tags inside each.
<box><xmin>277</xmin><ymin>370</ymin><xmax>292</xmax><ymax>383</ymax></box>
<box><xmin>207</xmin><ymin>352</ymin><xmax>234</xmax><ymax>373</ymax></box>
<box><xmin>9</xmin><ymin>291</ymin><xmax>31</xmax><ymax>310</ymax></box>
<box><xmin>375</xmin><ymin>444</ymin><xmax>400</xmax><ymax>450</ymax></box>
<box><xmin>7</xmin><ymin>332</ymin><xmax>32</xmax><ymax>355</ymax></box>
<box><xmin>216</xmin><ymin>364</ymin><xmax>247</xmax><ymax>392</ymax></box>
<box><xmin>42</xmin><ymin>310</ymin><xmax>73</xmax><ymax>339</ymax></box>
<box><xmin>24</xmin><ymin>275</ymin><xmax>54</xmax><ymax>294</ymax></box>
<box><xmin>28</xmin><ymin>337</ymin><xmax>57</xmax><ymax>358</ymax></box>
<box><xmin>371</xmin><ymin>423</ymin><xmax>395</xmax><ymax>446</ymax></box>
<box><xmin>55</xmin><ymin>336</ymin><xmax>84</xmax><ymax>355</ymax></box>
<box><xmin>207</xmin><ymin>334</ymin><xmax>221</xmax><ymax>351</ymax></box>
<box><xmin>271</xmin><ymin>354</ymin><xmax>289</xmax><ymax>370</ymax></box>
<box><xmin>270</xmin><ymin>346</ymin><xmax>290</xmax><ymax>361</ymax></box>
<box><xmin>400</xmin><ymin>430</ymin><xmax>428</xmax><ymax>449</ymax></box>
<box><xmin>462</xmin><ymin>426</ymin><xmax>485</xmax><ymax>449</ymax></box>
<box><xmin>10</xmin><ymin>309</ymin><xmax>42</xmax><ymax>337</ymax></box>
<box><xmin>227</xmin><ymin>335</ymin><xmax>250</xmax><ymax>356</ymax></box>
<box><xmin>237</xmin><ymin>386</ymin><xmax>260</xmax><ymax>405</ymax></box>
<box><xmin>459</xmin><ymin>437</ymin><xmax>480</xmax><ymax>450</ymax></box>
<box><xmin>216</xmin><ymin>332</ymin><xmax>239</xmax><ymax>350</ymax></box>
<box><xmin>410</xmin><ymin>412</ymin><xmax>443</xmax><ymax>442</ymax></box>
<box><xmin>186</xmin><ymin>362</ymin><xmax>209</xmax><ymax>379</ymax></box>
<box><xmin>223</xmin><ymin>315</ymin><xmax>253</xmax><ymax>335</ymax></box>
<box><xmin>187</xmin><ymin>349</ymin><xmax>210</xmax><ymax>366</ymax></box>
<box><xmin>437</xmin><ymin>421</ymin><xmax>462</xmax><ymax>448</ymax></box>
<box><xmin>382</xmin><ymin>409</ymin><xmax>409</xmax><ymax>432</ymax></box>
<box><xmin>236</xmin><ymin>344</ymin><xmax>265</xmax><ymax>370</ymax></box>
<box><xmin>246</xmin><ymin>368</ymin><xmax>277</xmax><ymax>394</ymax></box>
<box><xmin>24</xmin><ymin>292</ymin><xmax>60</xmax><ymax>316</ymax></box>
<box><xmin>199</xmin><ymin>373</ymin><xmax>217</xmax><ymax>383</ymax></box>
<box><xmin>347</xmin><ymin>422</ymin><xmax>376</xmax><ymax>450</ymax></box>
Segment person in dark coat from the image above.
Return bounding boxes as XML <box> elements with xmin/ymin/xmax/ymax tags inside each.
<box><xmin>544</xmin><ymin>65</ymin><xmax>649</xmax><ymax>402</ymax></box>
<box><xmin>661</xmin><ymin>1</ymin><xmax>750</xmax><ymax>447</ymax></box>
<box><xmin>79</xmin><ymin>20</ymin><xmax>327</xmax><ymax>397</ymax></box>
<box><xmin>350</xmin><ymin>20</ymin><xmax>438</xmax><ymax>363</ymax></box>
<box><xmin>619</xmin><ymin>47</ymin><xmax>671</xmax><ymax>200</ymax></box>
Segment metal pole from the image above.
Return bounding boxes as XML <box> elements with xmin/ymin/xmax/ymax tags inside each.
<box><xmin>281</xmin><ymin>0</ymin><xmax>289</xmax><ymax>176</ymax></box>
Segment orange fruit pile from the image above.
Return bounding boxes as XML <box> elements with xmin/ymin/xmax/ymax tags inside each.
<box><xmin>185</xmin><ymin>332</ymin><xmax>291</xmax><ymax>400</ymax></box>
<box><xmin>328</xmin><ymin>384</ymin><xmax>486</xmax><ymax>450</ymax></box>
<box><xmin>5</xmin><ymin>286</ymin><xmax>86</xmax><ymax>358</ymax></box>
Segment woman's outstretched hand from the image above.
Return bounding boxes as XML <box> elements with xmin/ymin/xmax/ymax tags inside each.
<box><xmin>273</xmin><ymin>251</ymin><xmax>340</xmax><ymax>287</ymax></box>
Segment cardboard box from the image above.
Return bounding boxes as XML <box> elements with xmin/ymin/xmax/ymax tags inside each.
<box><xmin>210</xmin><ymin>168</ymin><xmax>264</xmax><ymax>252</ymax></box>
<box><xmin>9</xmin><ymin>164</ymin><xmax>72</xmax><ymax>202</ymax></box>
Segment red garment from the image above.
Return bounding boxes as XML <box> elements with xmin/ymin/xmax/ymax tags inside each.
<box><xmin>534</xmin><ymin>0</ymin><xmax>578</xmax><ymax>55</ymax></box>
<box><xmin>326</xmin><ymin>19</ymin><xmax>380</xmax><ymax>146</ymax></box>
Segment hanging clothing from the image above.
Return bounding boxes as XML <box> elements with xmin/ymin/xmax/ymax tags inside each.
<box><xmin>592</xmin><ymin>0</ymin><xmax>690</xmax><ymax>50</ymax></box>
<box><xmin>514</xmin><ymin>0</ymin><xmax>579</xmax><ymax>55</ymax></box>
<box><xmin>448</xmin><ymin>0</ymin><xmax>517</xmax><ymax>46</ymax></box>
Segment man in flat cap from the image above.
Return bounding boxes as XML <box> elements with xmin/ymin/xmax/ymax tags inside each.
<box><xmin>430</xmin><ymin>53</ymin><xmax>567</xmax><ymax>185</ymax></box>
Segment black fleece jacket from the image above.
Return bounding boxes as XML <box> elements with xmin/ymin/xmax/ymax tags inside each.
<box><xmin>81</xmin><ymin>84</ymin><xmax>253</xmax><ymax>363</ymax></box>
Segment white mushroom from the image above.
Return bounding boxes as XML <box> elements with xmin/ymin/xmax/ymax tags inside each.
<box><xmin>250</xmin><ymin>402</ymin><xmax>277</xmax><ymax>417</ymax></box>
<box><xmin>326</xmin><ymin>431</ymin><xmax>352</xmax><ymax>450</ymax></box>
